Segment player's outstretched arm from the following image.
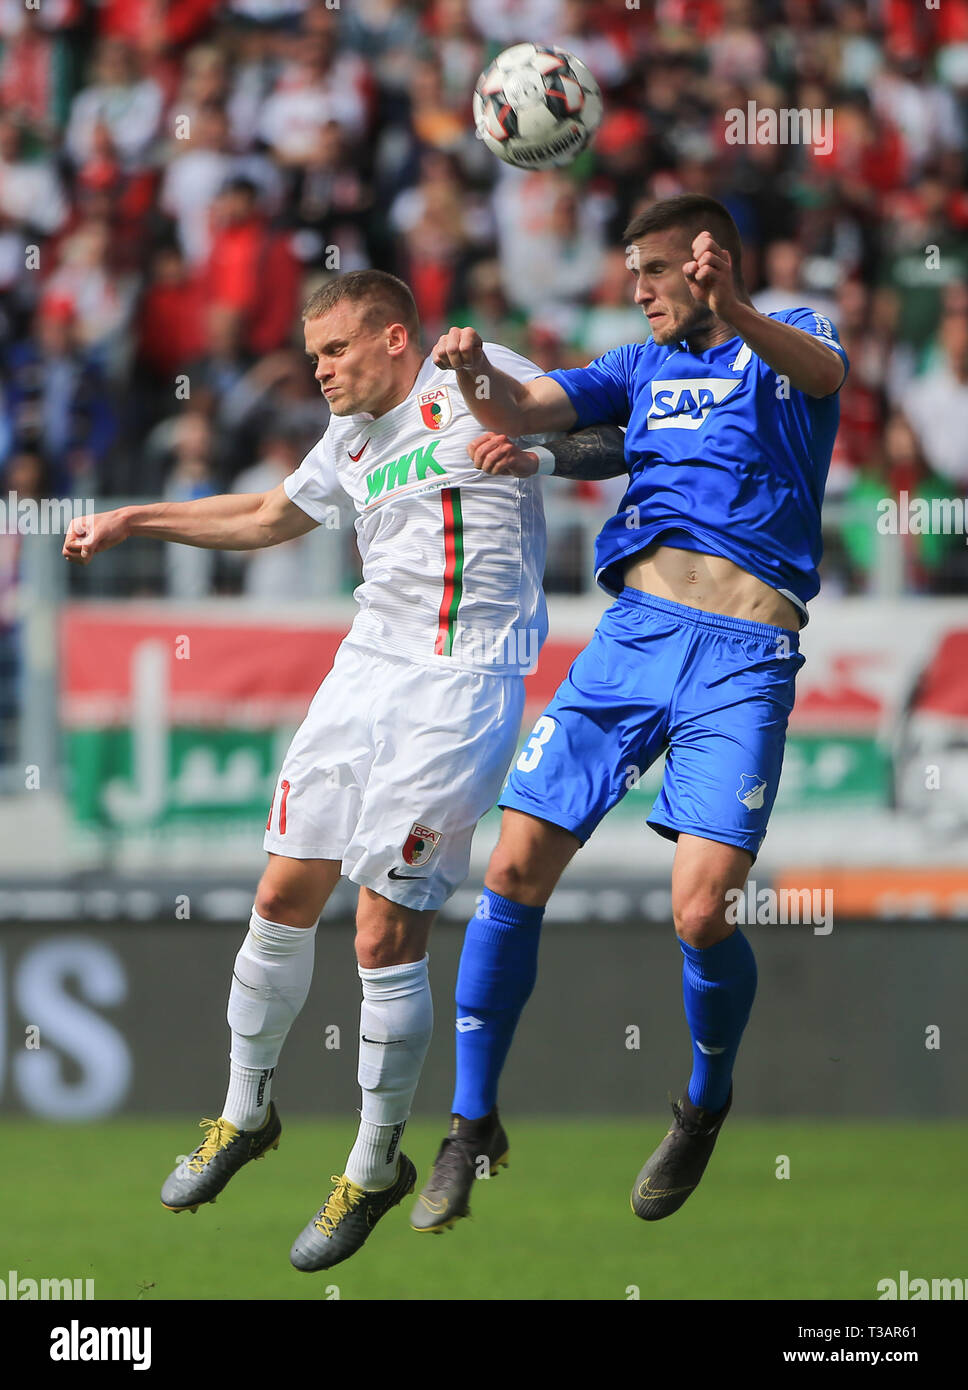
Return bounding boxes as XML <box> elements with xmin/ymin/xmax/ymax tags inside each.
<box><xmin>718</xmin><ymin>301</ymin><xmax>846</xmax><ymax>397</ymax></box>
<box><xmin>62</xmin><ymin>481</ymin><xmax>318</xmax><ymax>565</ymax></box>
<box><xmin>467</xmin><ymin>426</ymin><xmax>627</xmax><ymax>480</ymax></box>
<box><xmin>685</xmin><ymin>231</ymin><xmax>846</xmax><ymax>397</ymax></box>
<box><xmin>432</xmin><ymin>326</ymin><xmax>577</xmax><ymax>435</ymax></box>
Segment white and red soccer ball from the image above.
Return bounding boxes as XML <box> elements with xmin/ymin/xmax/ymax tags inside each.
<box><xmin>473</xmin><ymin>43</ymin><xmax>604</xmax><ymax>170</ymax></box>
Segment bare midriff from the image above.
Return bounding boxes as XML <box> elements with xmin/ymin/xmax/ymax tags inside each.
<box><xmin>623</xmin><ymin>543</ymin><xmax>801</xmax><ymax>632</ymax></box>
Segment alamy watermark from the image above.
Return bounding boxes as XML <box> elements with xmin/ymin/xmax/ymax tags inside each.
<box><xmin>877</xmin><ymin>1270</ymin><xmax>965</xmax><ymax>1300</ymax></box>
<box><xmin>50</xmin><ymin>1320</ymin><xmax>151</xmax><ymax>1370</ymax></box>
<box><xmin>0</xmin><ymin>491</ymin><xmax>95</xmax><ymax>536</ymax></box>
<box><xmin>877</xmin><ymin>491</ymin><xmax>968</xmax><ymax>542</ymax></box>
<box><xmin>725</xmin><ymin>880</ymin><xmax>833</xmax><ymax>935</ymax></box>
<box><xmin>448</xmin><ymin>626</ymin><xmax>540</xmax><ymax>668</ymax></box>
<box><xmin>724</xmin><ymin>101</ymin><xmax>833</xmax><ymax>156</ymax></box>
<box><xmin>0</xmin><ymin>1269</ymin><xmax>95</xmax><ymax>1299</ymax></box>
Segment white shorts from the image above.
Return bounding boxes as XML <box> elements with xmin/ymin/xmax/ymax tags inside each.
<box><xmin>263</xmin><ymin>640</ymin><xmax>525</xmax><ymax>910</ymax></box>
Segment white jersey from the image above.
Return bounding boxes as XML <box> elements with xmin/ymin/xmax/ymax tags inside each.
<box><xmin>284</xmin><ymin>344</ymin><xmax>550</xmax><ymax>675</ymax></box>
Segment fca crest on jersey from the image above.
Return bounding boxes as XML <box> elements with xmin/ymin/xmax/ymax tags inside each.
<box><xmin>418</xmin><ymin>386</ymin><xmax>453</xmax><ymax>430</ymax></box>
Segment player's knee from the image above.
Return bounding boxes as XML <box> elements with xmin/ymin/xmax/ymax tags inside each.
<box><xmin>354</xmin><ymin>895</ymin><xmax>428</xmax><ymax>970</ymax></box>
<box><xmin>254</xmin><ymin>884</ymin><xmax>291</xmax><ymax>923</ymax></box>
<box><xmin>673</xmin><ymin>893</ymin><xmax>733</xmax><ymax>949</ymax></box>
<box><xmin>354</xmin><ymin>932</ymin><xmax>425</xmax><ymax>970</ymax></box>
<box><xmin>254</xmin><ymin>878</ymin><xmax>313</xmax><ymax>928</ymax></box>
<box><xmin>485</xmin><ymin>844</ymin><xmax>544</xmax><ymax>906</ymax></box>
<box><xmin>355</xmin><ymin>928</ymin><xmax>397</xmax><ymax>971</ymax></box>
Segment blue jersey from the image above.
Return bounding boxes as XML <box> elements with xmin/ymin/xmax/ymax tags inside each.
<box><xmin>546</xmin><ymin>307</ymin><xmax>848</xmax><ymax>620</ymax></box>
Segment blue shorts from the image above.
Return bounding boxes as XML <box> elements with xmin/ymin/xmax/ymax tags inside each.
<box><xmin>501</xmin><ymin>588</ymin><xmax>804</xmax><ymax>858</ymax></box>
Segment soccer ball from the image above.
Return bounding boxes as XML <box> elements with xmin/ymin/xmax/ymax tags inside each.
<box><xmin>473</xmin><ymin>43</ymin><xmax>603</xmax><ymax>170</ymax></box>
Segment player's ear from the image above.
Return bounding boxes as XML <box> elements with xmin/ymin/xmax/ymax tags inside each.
<box><xmin>385</xmin><ymin>322</ymin><xmax>409</xmax><ymax>357</ymax></box>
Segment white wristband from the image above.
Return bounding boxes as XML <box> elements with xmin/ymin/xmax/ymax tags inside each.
<box><xmin>530</xmin><ymin>446</ymin><xmax>556</xmax><ymax>476</ymax></box>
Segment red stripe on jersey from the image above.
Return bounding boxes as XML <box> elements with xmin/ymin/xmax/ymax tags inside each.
<box><xmin>279</xmin><ymin>779</ymin><xmax>290</xmax><ymax>835</ymax></box>
<box><xmin>433</xmin><ymin>489</ymin><xmax>456</xmax><ymax>656</ymax></box>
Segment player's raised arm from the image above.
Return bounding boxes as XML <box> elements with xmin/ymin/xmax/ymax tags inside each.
<box><xmin>62</xmin><ymin>480</ymin><xmax>318</xmax><ymax>565</ymax></box>
<box><xmin>467</xmin><ymin>426</ymin><xmax>628</xmax><ymax>479</ymax></box>
<box><xmin>685</xmin><ymin>231</ymin><xmax>846</xmax><ymax>398</ymax></box>
<box><xmin>432</xmin><ymin>326</ymin><xmax>577</xmax><ymax>435</ymax></box>
<box><xmin>717</xmin><ymin>300</ymin><xmax>846</xmax><ymax>397</ymax></box>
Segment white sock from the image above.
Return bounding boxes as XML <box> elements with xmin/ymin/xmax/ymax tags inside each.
<box><xmin>223</xmin><ymin>1059</ymin><xmax>276</xmax><ymax>1133</ymax></box>
<box><xmin>223</xmin><ymin>909</ymin><xmax>317</xmax><ymax>1129</ymax></box>
<box><xmin>345</xmin><ymin>955</ymin><xmax>433</xmax><ymax>1189</ymax></box>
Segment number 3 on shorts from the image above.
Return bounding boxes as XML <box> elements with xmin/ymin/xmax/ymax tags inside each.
<box><xmin>516</xmin><ymin>715</ymin><xmax>557</xmax><ymax>773</ymax></box>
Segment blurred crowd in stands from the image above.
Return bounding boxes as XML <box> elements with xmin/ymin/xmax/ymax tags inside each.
<box><xmin>1</xmin><ymin>0</ymin><xmax>968</xmax><ymax>610</ymax></box>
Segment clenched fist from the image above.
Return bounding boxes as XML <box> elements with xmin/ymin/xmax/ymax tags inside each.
<box><xmin>432</xmin><ymin>325</ymin><xmax>486</xmax><ymax>374</ymax></box>
<box><xmin>467</xmin><ymin>432</ymin><xmax>539</xmax><ymax>477</ymax></box>
<box><xmin>682</xmin><ymin>230</ymin><xmax>739</xmax><ymax>322</ymax></box>
<box><xmin>62</xmin><ymin>508</ymin><xmax>130</xmax><ymax>565</ymax></box>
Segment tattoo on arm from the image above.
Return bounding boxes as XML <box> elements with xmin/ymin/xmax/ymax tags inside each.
<box><xmin>546</xmin><ymin>426</ymin><xmax>627</xmax><ymax>480</ymax></box>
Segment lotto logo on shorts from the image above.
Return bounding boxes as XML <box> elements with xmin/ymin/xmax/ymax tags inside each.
<box><xmin>402</xmin><ymin>823</ymin><xmax>443</xmax><ymax>866</ymax></box>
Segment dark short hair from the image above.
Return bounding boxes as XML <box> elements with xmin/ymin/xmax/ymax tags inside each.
<box><xmin>302</xmin><ymin>270</ymin><xmax>421</xmax><ymax>340</ymax></box>
<box><xmin>624</xmin><ymin>195</ymin><xmax>745</xmax><ymax>289</ymax></box>
<box><xmin>221</xmin><ymin>175</ymin><xmax>258</xmax><ymax>200</ymax></box>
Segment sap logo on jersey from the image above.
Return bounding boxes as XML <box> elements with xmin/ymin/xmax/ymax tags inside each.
<box><xmin>419</xmin><ymin>387</ymin><xmax>452</xmax><ymax>431</ymax></box>
<box><xmin>647</xmin><ymin>377</ymin><xmax>741</xmax><ymax>431</ymax></box>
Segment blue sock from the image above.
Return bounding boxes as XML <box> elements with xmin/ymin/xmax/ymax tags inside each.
<box><xmin>451</xmin><ymin>888</ymin><xmax>544</xmax><ymax>1119</ymax></box>
<box><xmin>680</xmin><ymin>929</ymin><xmax>757</xmax><ymax>1113</ymax></box>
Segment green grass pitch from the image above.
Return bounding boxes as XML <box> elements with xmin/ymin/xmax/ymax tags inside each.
<box><xmin>2</xmin><ymin>1117</ymin><xmax>964</xmax><ymax>1301</ymax></box>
